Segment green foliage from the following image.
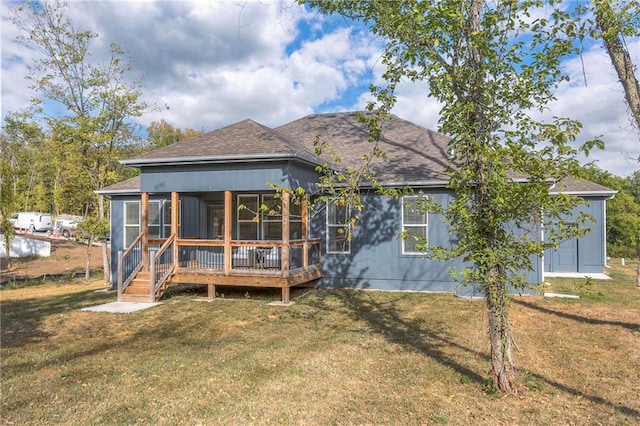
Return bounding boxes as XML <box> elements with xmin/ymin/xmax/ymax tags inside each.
<box><xmin>5</xmin><ymin>0</ymin><xmax>147</xmax><ymax>221</ymax></box>
<box><xmin>146</xmin><ymin>119</ymin><xmax>202</xmax><ymax>150</ymax></box>
<box><xmin>301</xmin><ymin>0</ymin><xmax>604</xmax><ymax>393</ymax></box>
<box><xmin>579</xmin><ymin>165</ymin><xmax>640</xmax><ymax>258</ymax></box>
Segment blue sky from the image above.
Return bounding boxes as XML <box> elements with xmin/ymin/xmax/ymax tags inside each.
<box><xmin>1</xmin><ymin>0</ymin><xmax>639</xmax><ymax>177</ymax></box>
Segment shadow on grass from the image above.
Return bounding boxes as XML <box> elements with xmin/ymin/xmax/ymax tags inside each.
<box><xmin>528</xmin><ymin>370</ymin><xmax>640</xmax><ymax>419</ymax></box>
<box><xmin>308</xmin><ymin>290</ymin><xmax>640</xmax><ymax>419</ymax></box>
<box><xmin>512</xmin><ymin>299</ymin><xmax>640</xmax><ymax>331</ymax></box>
<box><xmin>0</xmin><ymin>289</ymin><xmax>114</xmax><ymax>349</ymax></box>
<box><xmin>308</xmin><ymin>289</ymin><xmax>488</xmax><ymax>385</ymax></box>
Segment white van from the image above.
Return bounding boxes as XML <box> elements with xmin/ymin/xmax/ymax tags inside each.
<box><xmin>10</xmin><ymin>212</ymin><xmax>53</xmax><ymax>232</ymax></box>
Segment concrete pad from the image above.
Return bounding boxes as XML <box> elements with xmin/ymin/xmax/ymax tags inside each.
<box><xmin>81</xmin><ymin>301</ymin><xmax>162</xmax><ymax>313</ymax></box>
<box><xmin>544</xmin><ymin>292</ymin><xmax>580</xmax><ymax>299</ymax></box>
<box><xmin>267</xmin><ymin>301</ymin><xmax>295</xmax><ymax>306</ymax></box>
<box><xmin>544</xmin><ymin>272</ymin><xmax>611</xmax><ymax>280</ymax></box>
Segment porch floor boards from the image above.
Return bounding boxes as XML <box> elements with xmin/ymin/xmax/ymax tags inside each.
<box><xmin>171</xmin><ymin>265</ymin><xmax>322</xmax><ymax>288</ymax></box>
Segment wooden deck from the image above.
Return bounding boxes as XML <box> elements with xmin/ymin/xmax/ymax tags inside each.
<box><xmin>118</xmin><ymin>237</ymin><xmax>323</xmax><ymax>303</ymax></box>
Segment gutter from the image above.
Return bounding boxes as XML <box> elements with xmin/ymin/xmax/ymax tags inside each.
<box><xmin>121</xmin><ymin>152</ymin><xmax>322</xmax><ymax>168</ymax></box>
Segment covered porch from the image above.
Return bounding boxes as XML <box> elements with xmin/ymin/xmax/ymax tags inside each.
<box><xmin>116</xmin><ymin>190</ymin><xmax>322</xmax><ymax>303</ymax></box>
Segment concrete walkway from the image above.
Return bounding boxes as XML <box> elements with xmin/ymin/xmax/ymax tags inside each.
<box><xmin>81</xmin><ymin>301</ymin><xmax>162</xmax><ymax>314</ymax></box>
<box><xmin>544</xmin><ymin>272</ymin><xmax>611</xmax><ymax>280</ymax></box>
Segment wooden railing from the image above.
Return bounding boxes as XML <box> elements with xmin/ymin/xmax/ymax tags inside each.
<box><xmin>117</xmin><ymin>232</ymin><xmax>144</xmax><ymax>300</ymax></box>
<box><xmin>174</xmin><ymin>238</ymin><xmax>322</xmax><ymax>274</ymax></box>
<box><xmin>150</xmin><ymin>234</ymin><xmax>176</xmax><ymax>301</ymax></box>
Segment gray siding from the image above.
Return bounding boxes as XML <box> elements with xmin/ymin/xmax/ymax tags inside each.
<box><xmin>140</xmin><ymin>161</ymin><xmax>318</xmax><ymax>193</ymax></box>
<box><xmin>312</xmin><ymin>192</ymin><xmax>463</xmax><ymax>294</ymax></box>
<box><xmin>312</xmin><ymin>192</ymin><xmax>543</xmax><ymax>295</ymax></box>
<box><xmin>544</xmin><ymin>197</ymin><xmax>608</xmax><ymax>274</ymax></box>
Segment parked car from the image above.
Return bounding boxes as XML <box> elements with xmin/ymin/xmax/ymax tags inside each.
<box><xmin>54</xmin><ymin>215</ymin><xmax>85</xmax><ymax>238</ymax></box>
<box><xmin>10</xmin><ymin>212</ymin><xmax>53</xmax><ymax>232</ymax></box>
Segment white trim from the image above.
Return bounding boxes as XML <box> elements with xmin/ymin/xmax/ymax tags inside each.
<box><xmin>326</xmin><ymin>201</ymin><xmax>351</xmax><ymax>254</ymax></box>
<box><xmin>401</xmin><ymin>195</ymin><xmax>429</xmax><ymax>255</ymax></box>
<box><xmin>123</xmin><ymin>201</ymin><xmax>140</xmax><ymax>247</ymax></box>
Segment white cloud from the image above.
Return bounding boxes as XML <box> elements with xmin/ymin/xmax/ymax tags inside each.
<box><xmin>2</xmin><ymin>0</ymin><xmax>638</xmax><ymax>177</ymax></box>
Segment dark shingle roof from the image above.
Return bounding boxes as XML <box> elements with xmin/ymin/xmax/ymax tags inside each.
<box><xmin>96</xmin><ymin>175</ymin><xmax>140</xmax><ymax>195</ymax></box>
<box><xmin>276</xmin><ymin>112</ymin><xmax>451</xmax><ymax>184</ymax></box>
<box><xmin>551</xmin><ymin>177</ymin><xmax>617</xmax><ymax>196</ymax></box>
<box><xmin>100</xmin><ymin>111</ymin><xmax>614</xmax><ymax>196</ymax></box>
<box><xmin>122</xmin><ymin>119</ymin><xmax>320</xmax><ymax>166</ymax></box>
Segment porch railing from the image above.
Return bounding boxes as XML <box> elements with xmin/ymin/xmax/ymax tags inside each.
<box><xmin>117</xmin><ymin>232</ymin><xmax>144</xmax><ymax>300</ymax></box>
<box><xmin>150</xmin><ymin>234</ymin><xmax>176</xmax><ymax>301</ymax></box>
<box><xmin>174</xmin><ymin>238</ymin><xmax>322</xmax><ymax>273</ymax></box>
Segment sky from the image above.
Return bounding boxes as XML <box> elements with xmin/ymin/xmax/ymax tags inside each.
<box><xmin>1</xmin><ymin>0</ymin><xmax>639</xmax><ymax>177</ymax></box>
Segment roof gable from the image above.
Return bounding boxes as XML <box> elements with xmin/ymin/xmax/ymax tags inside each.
<box><xmin>276</xmin><ymin>112</ymin><xmax>451</xmax><ymax>184</ymax></box>
<box><xmin>123</xmin><ymin>119</ymin><xmax>319</xmax><ymax>166</ymax></box>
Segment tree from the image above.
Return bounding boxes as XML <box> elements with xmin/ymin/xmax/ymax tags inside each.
<box><xmin>592</xmin><ymin>0</ymin><xmax>640</xmax><ymax>134</ymax></box>
<box><xmin>146</xmin><ymin>119</ymin><xmax>202</xmax><ymax>150</ymax></box>
<box><xmin>9</xmin><ymin>0</ymin><xmax>147</xmax><ymax>281</ymax></box>
<box><xmin>302</xmin><ymin>0</ymin><xmax>600</xmax><ymax>393</ymax></box>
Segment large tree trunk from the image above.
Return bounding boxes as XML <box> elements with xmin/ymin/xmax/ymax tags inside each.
<box><xmin>486</xmin><ymin>269</ymin><xmax>516</xmax><ymax>393</ymax></box>
<box><xmin>595</xmin><ymin>1</ymin><xmax>640</xmax><ymax>132</ymax></box>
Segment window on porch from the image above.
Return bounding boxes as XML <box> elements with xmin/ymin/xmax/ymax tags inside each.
<box><xmin>122</xmin><ymin>199</ymin><xmax>181</xmax><ymax>247</ymax></box>
<box><xmin>237</xmin><ymin>194</ymin><xmax>303</xmax><ymax>240</ymax></box>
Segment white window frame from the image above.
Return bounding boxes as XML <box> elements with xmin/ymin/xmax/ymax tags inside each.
<box><xmin>326</xmin><ymin>201</ymin><xmax>351</xmax><ymax>254</ymax></box>
<box><xmin>401</xmin><ymin>196</ymin><xmax>429</xmax><ymax>255</ymax></box>
<box><xmin>123</xmin><ymin>201</ymin><xmax>140</xmax><ymax>247</ymax></box>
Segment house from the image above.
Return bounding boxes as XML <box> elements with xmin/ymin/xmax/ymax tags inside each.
<box><xmin>97</xmin><ymin>112</ymin><xmax>616</xmax><ymax>302</ymax></box>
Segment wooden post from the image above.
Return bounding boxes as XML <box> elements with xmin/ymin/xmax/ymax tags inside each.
<box><xmin>301</xmin><ymin>195</ymin><xmax>308</xmax><ymax>268</ymax></box>
<box><xmin>281</xmin><ymin>191</ymin><xmax>290</xmax><ymax>304</ymax></box>
<box><xmin>224</xmin><ymin>191</ymin><xmax>232</xmax><ymax>275</ymax></box>
<box><xmin>281</xmin><ymin>191</ymin><xmax>290</xmax><ymax>274</ymax></box>
<box><xmin>171</xmin><ymin>192</ymin><xmax>179</xmax><ymax>267</ymax></box>
<box><xmin>208</xmin><ymin>284</ymin><xmax>216</xmax><ymax>300</ymax></box>
<box><xmin>141</xmin><ymin>192</ymin><xmax>149</xmax><ymax>271</ymax></box>
<box><xmin>117</xmin><ymin>250</ymin><xmax>123</xmax><ymax>301</ymax></box>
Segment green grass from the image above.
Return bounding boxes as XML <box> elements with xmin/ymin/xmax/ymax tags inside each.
<box><xmin>1</xmin><ymin>264</ymin><xmax>639</xmax><ymax>425</ymax></box>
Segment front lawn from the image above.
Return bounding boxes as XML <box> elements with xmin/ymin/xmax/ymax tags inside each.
<box><xmin>1</xmin><ymin>263</ymin><xmax>638</xmax><ymax>425</ymax></box>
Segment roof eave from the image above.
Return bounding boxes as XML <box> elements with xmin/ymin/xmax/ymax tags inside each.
<box><xmin>121</xmin><ymin>153</ymin><xmax>322</xmax><ymax>168</ymax></box>
<box><xmin>550</xmin><ymin>190</ymin><xmax>618</xmax><ymax>198</ymax></box>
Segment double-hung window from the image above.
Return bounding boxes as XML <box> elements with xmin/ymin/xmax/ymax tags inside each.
<box><xmin>124</xmin><ymin>201</ymin><xmax>140</xmax><ymax>247</ymax></box>
<box><xmin>326</xmin><ymin>201</ymin><xmax>350</xmax><ymax>254</ymax></box>
<box><xmin>402</xmin><ymin>196</ymin><xmax>428</xmax><ymax>254</ymax></box>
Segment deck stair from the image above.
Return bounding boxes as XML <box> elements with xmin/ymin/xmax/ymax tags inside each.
<box><xmin>119</xmin><ymin>271</ymin><xmax>170</xmax><ymax>302</ymax></box>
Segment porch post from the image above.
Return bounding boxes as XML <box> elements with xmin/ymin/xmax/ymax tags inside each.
<box><xmin>224</xmin><ymin>190</ymin><xmax>232</xmax><ymax>275</ymax></box>
<box><xmin>141</xmin><ymin>192</ymin><xmax>149</xmax><ymax>271</ymax></box>
<box><xmin>171</xmin><ymin>192</ymin><xmax>179</xmax><ymax>267</ymax></box>
<box><xmin>301</xmin><ymin>195</ymin><xmax>308</xmax><ymax>268</ymax></box>
<box><xmin>281</xmin><ymin>191</ymin><xmax>290</xmax><ymax>274</ymax></box>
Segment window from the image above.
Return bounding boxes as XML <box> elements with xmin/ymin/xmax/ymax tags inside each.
<box><xmin>402</xmin><ymin>196</ymin><xmax>428</xmax><ymax>254</ymax></box>
<box><xmin>237</xmin><ymin>194</ymin><xmax>304</xmax><ymax>241</ymax></box>
<box><xmin>124</xmin><ymin>201</ymin><xmax>140</xmax><ymax>246</ymax></box>
<box><xmin>238</xmin><ymin>194</ymin><xmax>259</xmax><ymax>240</ymax></box>
<box><xmin>262</xmin><ymin>194</ymin><xmax>304</xmax><ymax>240</ymax></box>
<box><xmin>162</xmin><ymin>200</ymin><xmax>180</xmax><ymax>237</ymax></box>
<box><xmin>327</xmin><ymin>201</ymin><xmax>350</xmax><ymax>253</ymax></box>
<box><xmin>148</xmin><ymin>201</ymin><xmax>161</xmax><ymax>238</ymax></box>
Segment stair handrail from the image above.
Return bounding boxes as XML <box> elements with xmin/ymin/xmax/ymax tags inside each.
<box><xmin>117</xmin><ymin>231</ymin><xmax>145</xmax><ymax>300</ymax></box>
<box><xmin>150</xmin><ymin>233</ymin><xmax>176</xmax><ymax>301</ymax></box>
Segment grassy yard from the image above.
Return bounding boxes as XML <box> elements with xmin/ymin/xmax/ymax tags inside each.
<box><xmin>1</xmin><ymin>263</ymin><xmax>639</xmax><ymax>425</ymax></box>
